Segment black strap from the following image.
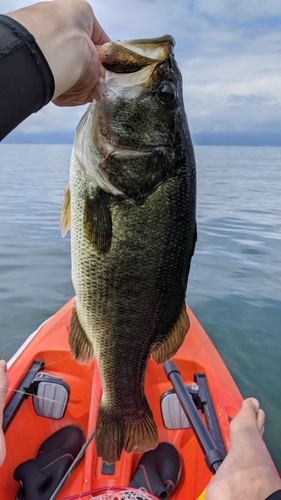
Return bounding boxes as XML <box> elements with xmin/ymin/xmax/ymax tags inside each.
<box><xmin>265</xmin><ymin>490</ymin><xmax>281</xmax><ymax>500</ymax></box>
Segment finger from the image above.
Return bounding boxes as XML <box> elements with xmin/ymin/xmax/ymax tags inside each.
<box><xmin>91</xmin><ymin>16</ymin><xmax>111</xmax><ymax>45</ymax></box>
<box><xmin>90</xmin><ymin>84</ymin><xmax>101</xmax><ymax>102</ymax></box>
<box><xmin>0</xmin><ymin>360</ymin><xmax>7</xmax><ymax>372</ymax></box>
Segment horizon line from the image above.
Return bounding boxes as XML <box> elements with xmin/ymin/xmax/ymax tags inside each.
<box><xmin>2</xmin><ymin>131</ymin><xmax>281</xmax><ymax>147</ymax></box>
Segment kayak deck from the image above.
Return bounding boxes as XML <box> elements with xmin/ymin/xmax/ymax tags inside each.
<box><xmin>1</xmin><ymin>298</ymin><xmax>242</xmax><ymax>499</ymax></box>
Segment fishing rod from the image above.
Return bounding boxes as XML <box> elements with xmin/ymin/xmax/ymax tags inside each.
<box><xmin>164</xmin><ymin>360</ymin><xmax>224</xmax><ymax>474</ymax></box>
<box><xmin>49</xmin><ymin>428</ymin><xmax>96</xmax><ymax>500</ymax></box>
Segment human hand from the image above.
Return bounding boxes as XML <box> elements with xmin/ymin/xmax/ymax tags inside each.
<box><xmin>7</xmin><ymin>0</ymin><xmax>110</xmax><ymax>106</ymax></box>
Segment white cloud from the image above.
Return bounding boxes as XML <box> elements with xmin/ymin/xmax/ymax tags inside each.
<box><xmin>13</xmin><ymin>103</ymin><xmax>87</xmax><ymax>135</ymax></box>
<box><xmin>195</xmin><ymin>0</ymin><xmax>281</xmax><ymax>21</ymax></box>
<box><xmin>1</xmin><ymin>0</ymin><xmax>280</xmax><ymax>142</ymax></box>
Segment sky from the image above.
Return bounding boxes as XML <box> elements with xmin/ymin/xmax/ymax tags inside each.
<box><xmin>1</xmin><ymin>0</ymin><xmax>281</xmax><ymax>145</ymax></box>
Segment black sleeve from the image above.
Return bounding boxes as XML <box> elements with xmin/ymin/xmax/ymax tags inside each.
<box><xmin>265</xmin><ymin>490</ymin><xmax>281</xmax><ymax>500</ymax></box>
<box><xmin>0</xmin><ymin>14</ymin><xmax>55</xmax><ymax>141</ymax></box>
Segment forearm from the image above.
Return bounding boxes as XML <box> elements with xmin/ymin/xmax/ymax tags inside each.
<box><xmin>6</xmin><ymin>1</ymin><xmax>95</xmax><ymax>99</ymax></box>
<box><xmin>0</xmin><ymin>14</ymin><xmax>54</xmax><ymax>141</ymax></box>
<box><xmin>0</xmin><ymin>0</ymin><xmax>108</xmax><ymax>140</ymax></box>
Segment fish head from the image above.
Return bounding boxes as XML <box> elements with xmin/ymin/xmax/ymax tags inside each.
<box><xmin>74</xmin><ymin>36</ymin><xmax>192</xmax><ymax>203</ymax></box>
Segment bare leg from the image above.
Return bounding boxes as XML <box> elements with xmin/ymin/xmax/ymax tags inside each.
<box><xmin>0</xmin><ymin>360</ymin><xmax>8</xmax><ymax>466</ymax></box>
<box><xmin>205</xmin><ymin>398</ymin><xmax>281</xmax><ymax>500</ymax></box>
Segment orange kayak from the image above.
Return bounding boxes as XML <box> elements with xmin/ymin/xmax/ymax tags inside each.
<box><xmin>1</xmin><ymin>298</ymin><xmax>242</xmax><ymax>499</ymax></box>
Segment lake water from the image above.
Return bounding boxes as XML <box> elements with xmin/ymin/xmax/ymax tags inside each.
<box><xmin>0</xmin><ymin>144</ymin><xmax>281</xmax><ymax>472</ymax></box>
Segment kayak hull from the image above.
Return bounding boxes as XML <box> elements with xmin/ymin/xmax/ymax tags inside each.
<box><xmin>1</xmin><ymin>299</ymin><xmax>242</xmax><ymax>499</ymax></box>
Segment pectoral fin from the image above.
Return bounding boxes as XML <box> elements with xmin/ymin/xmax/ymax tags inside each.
<box><xmin>84</xmin><ymin>187</ymin><xmax>112</xmax><ymax>254</ymax></box>
<box><xmin>152</xmin><ymin>303</ymin><xmax>190</xmax><ymax>364</ymax></box>
<box><xmin>60</xmin><ymin>184</ymin><xmax>71</xmax><ymax>237</ymax></box>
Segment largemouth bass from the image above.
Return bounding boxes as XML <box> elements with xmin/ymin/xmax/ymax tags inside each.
<box><xmin>61</xmin><ymin>35</ymin><xmax>197</xmax><ymax>464</ymax></box>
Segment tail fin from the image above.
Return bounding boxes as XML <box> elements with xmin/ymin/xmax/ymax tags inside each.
<box><xmin>124</xmin><ymin>412</ymin><xmax>158</xmax><ymax>455</ymax></box>
<box><xmin>96</xmin><ymin>401</ymin><xmax>158</xmax><ymax>464</ymax></box>
<box><xmin>95</xmin><ymin>405</ymin><xmax>125</xmax><ymax>464</ymax></box>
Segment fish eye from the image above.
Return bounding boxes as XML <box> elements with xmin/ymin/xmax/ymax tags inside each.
<box><xmin>157</xmin><ymin>82</ymin><xmax>177</xmax><ymax>104</ymax></box>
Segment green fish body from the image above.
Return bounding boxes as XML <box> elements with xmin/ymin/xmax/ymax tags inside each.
<box><xmin>61</xmin><ymin>35</ymin><xmax>196</xmax><ymax>463</ymax></box>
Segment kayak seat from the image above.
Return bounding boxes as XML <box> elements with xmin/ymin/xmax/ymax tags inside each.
<box><xmin>13</xmin><ymin>425</ymin><xmax>85</xmax><ymax>500</ymax></box>
<box><xmin>129</xmin><ymin>442</ymin><xmax>182</xmax><ymax>500</ymax></box>
<box><xmin>31</xmin><ymin>371</ymin><xmax>70</xmax><ymax>420</ymax></box>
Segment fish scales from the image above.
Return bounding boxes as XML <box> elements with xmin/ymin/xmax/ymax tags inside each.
<box><xmin>61</xmin><ymin>35</ymin><xmax>197</xmax><ymax>463</ymax></box>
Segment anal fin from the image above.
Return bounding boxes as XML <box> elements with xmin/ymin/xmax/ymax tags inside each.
<box><xmin>69</xmin><ymin>304</ymin><xmax>94</xmax><ymax>364</ymax></box>
<box><xmin>152</xmin><ymin>303</ymin><xmax>190</xmax><ymax>364</ymax></box>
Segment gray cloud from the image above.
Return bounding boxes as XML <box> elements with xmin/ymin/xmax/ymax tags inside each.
<box><xmin>228</xmin><ymin>94</ymin><xmax>272</xmax><ymax>105</ymax></box>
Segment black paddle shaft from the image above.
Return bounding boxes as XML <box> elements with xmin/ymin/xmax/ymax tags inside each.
<box><xmin>164</xmin><ymin>360</ymin><xmax>224</xmax><ymax>473</ymax></box>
